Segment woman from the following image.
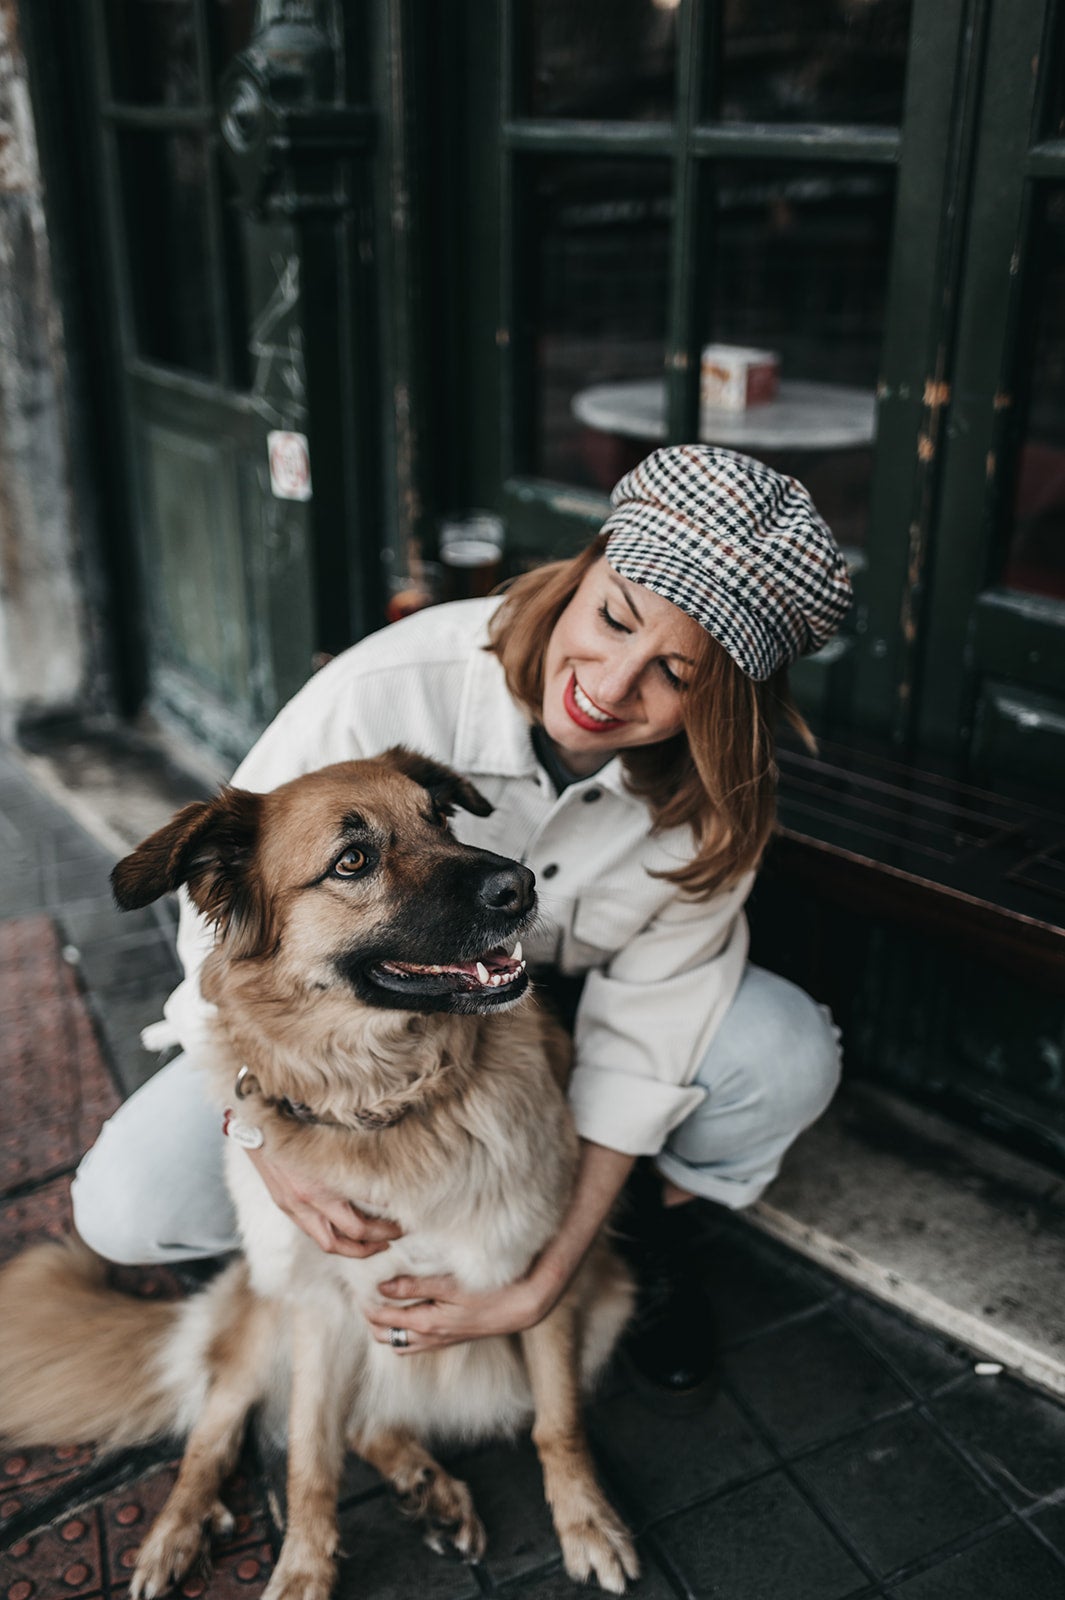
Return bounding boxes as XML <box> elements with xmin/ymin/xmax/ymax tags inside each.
<box><xmin>72</xmin><ymin>445</ymin><xmax>850</xmax><ymax>1406</ymax></box>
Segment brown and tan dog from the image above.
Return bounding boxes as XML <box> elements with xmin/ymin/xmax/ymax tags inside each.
<box><xmin>0</xmin><ymin>750</ymin><xmax>638</xmax><ymax>1598</ymax></box>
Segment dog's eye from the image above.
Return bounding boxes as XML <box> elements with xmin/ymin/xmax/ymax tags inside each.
<box><xmin>333</xmin><ymin>848</ymin><xmax>367</xmax><ymax>878</ymax></box>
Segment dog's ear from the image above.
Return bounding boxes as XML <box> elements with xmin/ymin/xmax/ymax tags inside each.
<box><xmin>381</xmin><ymin>746</ymin><xmax>494</xmax><ymax>818</ymax></box>
<box><xmin>111</xmin><ymin>788</ymin><xmax>272</xmax><ymax>955</ymax></box>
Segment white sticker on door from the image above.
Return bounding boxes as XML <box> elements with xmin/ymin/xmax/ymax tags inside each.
<box><xmin>267</xmin><ymin>431</ymin><xmax>313</xmax><ymax>501</ymax></box>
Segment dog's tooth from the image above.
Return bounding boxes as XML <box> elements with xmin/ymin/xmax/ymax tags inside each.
<box><xmin>512</xmin><ymin>939</ymin><xmax>523</xmax><ymax>963</ymax></box>
<box><xmin>476</xmin><ymin>961</ymin><xmax>490</xmax><ymax>984</ymax></box>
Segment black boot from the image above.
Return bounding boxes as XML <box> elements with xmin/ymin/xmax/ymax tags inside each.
<box><xmin>615</xmin><ymin>1162</ymin><xmax>720</xmax><ymax>1412</ymax></box>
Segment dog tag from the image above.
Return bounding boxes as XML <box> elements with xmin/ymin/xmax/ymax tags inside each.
<box><xmin>223</xmin><ymin>1108</ymin><xmax>265</xmax><ymax>1150</ymax></box>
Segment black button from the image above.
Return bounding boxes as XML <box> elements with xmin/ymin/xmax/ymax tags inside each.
<box><xmin>542</xmin><ymin>863</ymin><xmax>559</xmax><ymax>879</ymax></box>
<box><xmin>582</xmin><ymin>788</ymin><xmax>602</xmax><ymax>803</ymax></box>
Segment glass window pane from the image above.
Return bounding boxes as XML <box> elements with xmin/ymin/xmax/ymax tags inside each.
<box><xmin>519</xmin><ymin>0</ymin><xmax>677</xmax><ymax>121</ymax></box>
<box><xmin>521</xmin><ymin>158</ymin><xmax>672</xmax><ymax>487</ymax></box>
<box><xmin>105</xmin><ymin>0</ymin><xmax>202</xmax><ymax>107</ymax></box>
<box><xmin>571</xmin><ymin>162</ymin><xmax>893</xmax><ymax>543</ymax></box>
<box><xmin>1002</xmin><ymin>186</ymin><xmax>1065</xmax><ymax>600</ymax></box>
<box><xmin>1043</xmin><ymin>12</ymin><xmax>1065</xmax><ymax>140</ymax></box>
<box><xmin>117</xmin><ymin>130</ymin><xmax>219</xmax><ymax>377</ymax></box>
<box><xmin>698</xmin><ymin>162</ymin><xmax>893</xmax><ymax>551</ymax></box>
<box><xmin>209</xmin><ymin>0</ymin><xmax>257</xmax><ymax>72</ymax></box>
<box><xmin>710</xmin><ymin>0</ymin><xmax>913</xmax><ymax>126</ymax></box>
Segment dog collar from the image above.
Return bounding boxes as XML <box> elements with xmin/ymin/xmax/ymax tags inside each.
<box><xmin>233</xmin><ymin>1064</ymin><xmax>409</xmax><ymax>1132</ymax></box>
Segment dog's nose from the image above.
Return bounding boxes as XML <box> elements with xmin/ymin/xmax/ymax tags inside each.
<box><xmin>478</xmin><ymin>864</ymin><xmax>535</xmax><ymax>917</ymax></box>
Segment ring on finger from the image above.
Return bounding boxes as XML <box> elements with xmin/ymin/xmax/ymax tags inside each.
<box><xmin>388</xmin><ymin>1326</ymin><xmax>410</xmax><ymax>1349</ymax></box>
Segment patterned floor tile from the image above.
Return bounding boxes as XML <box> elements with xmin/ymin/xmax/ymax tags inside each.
<box><xmin>0</xmin><ymin>1465</ymin><xmax>97</xmax><ymax>1544</ymax></box>
<box><xmin>0</xmin><ymin>918</ymin><xmax>119</xmax><ymax>1193</ymax></box>
<box><xmin>0</xmin><ymin>1177</ymin><xmax>74</xmax><ymax>1267</ymax></box>
<box><xmin>100</xmin><ymin>1462</ymin><xmax>271</xmax><ymax>1595</ymax></box>
<box><xmin>0</xmin><ymin>1505</ymin><xmax>104</xmax><ymax>1600</ymax></box>
<box><xmin>0</xmin><ymin>1445</ymin><xmax>96</xmax><ymax>1499</ymax></box>
<box><xmin>147</xmin><ymin>1538</ymin><xmax>275</xmax><ymax>1600</ymax></box>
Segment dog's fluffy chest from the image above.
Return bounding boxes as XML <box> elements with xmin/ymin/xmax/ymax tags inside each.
<box><xmin>226</xmin><ymin>1060</ymin><xmax>577</xmax><ymax>1305</ymax></box>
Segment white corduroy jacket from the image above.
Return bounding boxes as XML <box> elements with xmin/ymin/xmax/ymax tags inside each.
<box><xmin>163</xmin><ymin>597</ymin><xmax>753</xmax><ymax>1157</ymax></box>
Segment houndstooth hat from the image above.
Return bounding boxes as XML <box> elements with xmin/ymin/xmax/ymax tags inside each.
<box><xmin>602</xmin><ymin>445</ymin><xmax>853</xmax><ymax>681</ymax></box>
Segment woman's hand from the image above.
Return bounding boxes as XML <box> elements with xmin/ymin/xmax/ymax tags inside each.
<box><xmin>365</xmin><ymin>1141</ymin><xmax>638</xmax><ymax>1353</ymax></box>
<box><xmin>364</xmin><ymin>1270</ymin><xmax>553</xmax><ymax>1353</ymax></box>
<box><xmin>245</xmin><ymin>1145</ymin><xmax>402</xmax><ymax>1259</ymax></box>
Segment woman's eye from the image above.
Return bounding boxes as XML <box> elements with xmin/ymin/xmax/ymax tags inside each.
<box><xmin>598</xmin><ymin>602</ymin><xmax>629</xmax><ymax>633</ymax></box>
<box><xmin>333</xmin><ymin>848</ymin><xmax>367</xmax><ymax>877</ymax></box>
<box><xmin>660</xmin><ymin>661</ymin><xmax>688</xmax><ymax>691</ymax></box>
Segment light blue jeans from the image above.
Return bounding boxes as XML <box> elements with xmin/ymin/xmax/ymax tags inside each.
<box><xmin>71</xmin><ymin>963</ymin><xmax>842</xmax><ymax>1265</ymax></box>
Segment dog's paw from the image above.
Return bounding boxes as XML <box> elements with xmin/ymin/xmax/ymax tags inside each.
<box><xmin>391</xmin><ymin>1459</ymin><xmax>486</xmax><ymax>1563</ymax></box>
<box><xmin>129</xmin><ymin>1510</ymin><xmax>210</xmax><ymax>1600</ymax></box>
<box><xmin>260</xmin><ymin>1545</ymin><xmax>336</xmax><ymax>1600</ymax></box>
<box><xmin>420</xmin><ymin>1475</ymin><xmax>486</xmax><ymax>1564</ymax></box>
<box><xmin>208</xmin><ymin>1497</ymin><xmax>236</xmax><ymax>1539</ymax></box>
<box><xmin>556</xmin><ymin>1504</ymin><xmax>640</xmax><ymax>1595</ymax></box>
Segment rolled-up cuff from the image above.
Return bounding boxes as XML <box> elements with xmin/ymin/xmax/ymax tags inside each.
<box><xmin>568</xmin><ymin>1067</ymin><xmax>707</xmax><ymax>1156</ymax></box>
<box><xmin>653</xmin><ymin>1148</ymin><xmax>769</xmax><ymax>1211</ymax></box>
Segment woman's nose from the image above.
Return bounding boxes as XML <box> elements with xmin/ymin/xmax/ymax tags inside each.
<box><xmin>594</xmin><ymin>659</ymin><xmax>642</xmax><ymax>708</ymax></box>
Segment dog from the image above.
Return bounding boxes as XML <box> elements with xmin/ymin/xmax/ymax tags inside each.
<box><xmin>0</xmin><ymin>749</ymin><xmax>639</xmax><ymax>1598</ymax></box>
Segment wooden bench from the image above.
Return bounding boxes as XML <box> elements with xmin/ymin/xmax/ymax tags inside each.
<box><xmin>768</xmin><ymin>739</ymin><xmax>1065</xmax><ymax>995</ymax></box>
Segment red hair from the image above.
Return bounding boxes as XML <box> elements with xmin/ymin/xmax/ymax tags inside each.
<box><xmin>487</xmin><ymin>539</ymin><xmax>815</xmax><ymax>898</ymax></box>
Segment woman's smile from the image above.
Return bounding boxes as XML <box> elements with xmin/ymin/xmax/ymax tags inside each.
<box><xmin>563</xmin><ymin>672</ymin><xmax>626</xmax><ymax>732</ymax></box>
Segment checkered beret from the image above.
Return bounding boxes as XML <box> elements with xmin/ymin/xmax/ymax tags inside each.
<box><xmin>602</xmin><ymin>445</ymin><xmax>853</xmax><ymax>681</ymax></box>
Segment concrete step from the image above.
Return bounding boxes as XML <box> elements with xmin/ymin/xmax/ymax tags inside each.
<box><xmin>755</xmin><ymin>1082</ymin><xmax>1065</xmax><ymax>1397</ymax></box>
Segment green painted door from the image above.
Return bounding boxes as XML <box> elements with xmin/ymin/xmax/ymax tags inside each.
<box><xmin>83</xmin><ymin>0</ymin><xmax>383</xmax><ymax>765</ymax></box>
<box><xmin>915</xmin><ymin>0</ymin><xmax>1065</xmax><ymax>791</ymax></box>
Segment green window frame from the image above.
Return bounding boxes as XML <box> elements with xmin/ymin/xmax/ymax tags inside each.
<box><xmin>917</xmin><ymin>0</ymin><xmax>1065</xmax><ymax>782</ymax></box>
<box><xmin>450</xmin><ymin>0</ymin><xmax>1063</xmax><ymax>785</ymax></box>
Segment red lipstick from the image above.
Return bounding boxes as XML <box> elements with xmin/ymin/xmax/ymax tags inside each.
<box><xmin>562</xmin><ymin>673</ymin><xmax>625</xmax><ymax>733</ymax></box>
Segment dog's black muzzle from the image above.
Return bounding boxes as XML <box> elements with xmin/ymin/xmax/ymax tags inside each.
<box><xmin>336</xmin><ymin>847</ymin><xmax>539</xmax><ymax>1015</ymax></box>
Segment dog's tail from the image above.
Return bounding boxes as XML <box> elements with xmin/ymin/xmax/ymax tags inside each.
<box><xmin>0</xmin><ymin>1237</ymin><xmax>221</xmax><ymax>1449</ymax></box>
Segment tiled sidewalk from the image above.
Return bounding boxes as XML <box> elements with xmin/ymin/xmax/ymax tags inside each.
<box><xmin>2</xmin><ymin>745</ymin><xmax>1065</xmax><ymax>1600</ymax></box>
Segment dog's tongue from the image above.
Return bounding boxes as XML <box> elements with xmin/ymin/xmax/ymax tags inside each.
<box><xmin>380</xmin><ymin>944</ymin><xmax>525</xmax><ymax>988</ymax></box>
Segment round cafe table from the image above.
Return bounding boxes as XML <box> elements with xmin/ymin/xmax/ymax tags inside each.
<box><xmin>571</xmin><ymin>377</ymin><xmax>877</xmax><ymax>452</ymax></box>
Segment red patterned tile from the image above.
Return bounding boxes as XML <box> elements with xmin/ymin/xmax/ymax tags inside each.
<box><xmin>0</xmin><ymin>1504</ymin><xmax>103</xmax><ymax>1600</ymax></box>
<box><xmin>101</xmin><ymin>1464</ymin><xmax>270</xmax><ymax>1596</ymax></box>
<box><xmin>0</xmin><ymin>1443</ymin><xmax>99</xmax><ymax>1550</ymax></box>
<box><xmin>0</xmin><ymin>917</ymin><xmax>119</xmax><ymax>1193</ymax></box>
<box><xmin>169</xmin><ymin>1538</ymin><xmax>275</xmax><ymax>1598</ymax></box>
<box><xmin>0</xmin><ymin>1446</ymin><xmax>96</xmax><ymax>1495</ymax></box>
<box><xmin>0</xmin><ymin>1177</ymin><xmax>74</xmax><ymax>1267</ymax></box>
<box><xmin>0</xmin><ymin>920</ymin><xmax>67</xmax><ymax>1016</ymax></box>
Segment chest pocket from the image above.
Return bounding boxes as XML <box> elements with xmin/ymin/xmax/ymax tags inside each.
<box><xmin>567</xmin><ymin>888</ymin><xmax>662</xmax><ymax>969</ymax></box>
